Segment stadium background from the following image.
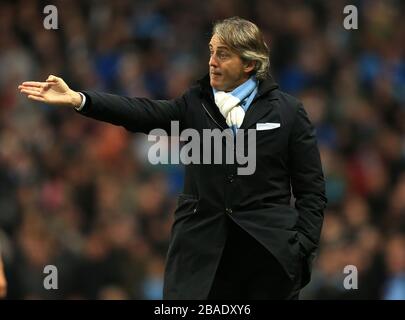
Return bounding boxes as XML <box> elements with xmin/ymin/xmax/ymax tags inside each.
<box><xmin>0</xmin><ymin>0</ymin><xmax>404</xmax><ymax>299</ymax></box>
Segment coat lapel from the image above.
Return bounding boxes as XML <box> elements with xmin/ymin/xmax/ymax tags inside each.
<box><xmin>197</xmin><ymin>74</ymin><xmax>279</xmax><ymax>130</ymax></box>
<box><xmin>240</xmin><ymin>96</ymin><xmax>279</xmax><ymax>130</ymax></box>
<box><xmin>198</xmin><ymin>75</ymin><xmax>229</xmax><ymax>130</ymax></box>
<box><xmin>240</xmin><ymin>76</ymin><xmax>279</xmax><ymax>130</ymax></box>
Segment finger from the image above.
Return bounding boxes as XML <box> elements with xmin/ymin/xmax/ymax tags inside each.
<box><xmin>28</xmin><ymin>95</ymin><xmax>46</xmax><ymax>102</ymax></box>
<box><xmin>20</xmin><ymin>88</ymin><xmax>43</xmax><ymax>96</ymax></box>
<box><xmin>19</xmin><ymin>85</ymin><xmax>41</xmax><ymax>92</ymax></box>
<box><xmin>46</xmin><ymin>75</ymin><xmax>60</xmax><ymax>82</ymax></box>
<box><xmin>19</xmin><ymin>85</ymin><xmax>41</xmax><ymax>91</ymax></box>
<box><xmin>21</xmin><ymin>81</ymin><xmax>45</xmax><ymax>88</ymax></box>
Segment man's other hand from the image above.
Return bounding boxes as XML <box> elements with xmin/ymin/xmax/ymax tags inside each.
<box><xmin>18</xmin><ymin>75</ymin><xmax>82</xmax><ymax>108</ymax></box>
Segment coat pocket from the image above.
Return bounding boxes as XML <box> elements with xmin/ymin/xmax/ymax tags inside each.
<box><xmin>296</xmin><ymin>232</ymin><xmax>317</xmax><ymax>288</ymax></box>
<box><xmin>174</xmin><ymin>193</ymin><xmax>199</xmax><ymax>221</ymax></box>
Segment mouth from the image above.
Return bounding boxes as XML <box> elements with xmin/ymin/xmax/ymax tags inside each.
<box><xmin>211</xmin><ymin>72</ymin><xmax>222</xmax><ymax>77</ymax></box>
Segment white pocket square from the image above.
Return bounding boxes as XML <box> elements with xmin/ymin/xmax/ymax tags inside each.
<box><xmin>256</xmin><ymin>122</ymin><xmax>281</xmax><ymax>131</ymax></box>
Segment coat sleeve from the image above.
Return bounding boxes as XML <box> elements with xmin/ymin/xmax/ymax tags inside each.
<box><xmin>289</xmin><ymin>103</ymin><xmax>327</xmax><ymax>257</ymax></box>
<box><xmin>75</xmin><ymin>90</ymin><xmax>188</xmax><ymax>134</ymax></box>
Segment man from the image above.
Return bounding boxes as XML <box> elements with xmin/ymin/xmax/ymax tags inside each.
<box><xmin>19</xmin><ymin>17</ymin><xmax>327</xmax><ymax>299</ymax></box>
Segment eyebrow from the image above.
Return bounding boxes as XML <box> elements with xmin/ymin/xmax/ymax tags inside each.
<box><xmin>208</xmin><ymin>44</ymin><xmax>230</xmax><ymax>51</ymax></box>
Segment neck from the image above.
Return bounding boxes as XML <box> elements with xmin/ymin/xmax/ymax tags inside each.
<box><xmin>226</xmin><ymin>76</ymin><xmax>251</xmax><ymax>92</ymax></box>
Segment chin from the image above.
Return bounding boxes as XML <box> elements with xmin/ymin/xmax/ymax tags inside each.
<box><xmin>210</xmin><ymin>80</ymin><xmax>224</xmax><ymax>91</ymax></box>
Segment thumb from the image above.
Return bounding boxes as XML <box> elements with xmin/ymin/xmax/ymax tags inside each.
<box><xmin>46</xmin><ymin>75</ymin><xmax>59</xmax><ymax>82</ymax></box>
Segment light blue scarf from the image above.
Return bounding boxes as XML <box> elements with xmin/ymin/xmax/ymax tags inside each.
<box><xmin>213</xmin><ymin>76</ymin><xmax>258</xmax><ymax>134</ymax></box>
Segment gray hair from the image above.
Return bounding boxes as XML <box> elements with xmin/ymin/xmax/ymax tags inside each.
<box><xmin>212</xmin><ymin>17</ymin><xmax>270</xmax><ymax>80</ymax></box>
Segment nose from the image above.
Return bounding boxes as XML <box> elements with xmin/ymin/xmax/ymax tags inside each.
<box><xmin>209</xmin><ymin>54</ymin><xmax>218</xmax><ymax>68</ymax></box>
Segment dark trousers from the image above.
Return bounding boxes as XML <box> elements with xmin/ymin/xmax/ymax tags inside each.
<box><xmin>207</xmin><ymin>219</ymin><xmax>300</xmax><ymax>300</ymax></box>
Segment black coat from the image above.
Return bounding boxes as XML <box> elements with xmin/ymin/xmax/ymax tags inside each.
<box><xmin>77</xmin><ymin>74</ymin><xmax>327</xmax><ymax>299</ymax></box>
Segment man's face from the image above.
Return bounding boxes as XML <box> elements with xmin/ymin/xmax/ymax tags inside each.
<box><xmin>208</xmin><ymin>34</ymin><xmax>252</xmax><ymax>92</ymax></box>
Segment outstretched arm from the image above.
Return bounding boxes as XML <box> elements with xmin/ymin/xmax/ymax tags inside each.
<box><xmin>18</xmin><ymin>75</ymin><xmax>187</xmax><ymax>134</ymax></box>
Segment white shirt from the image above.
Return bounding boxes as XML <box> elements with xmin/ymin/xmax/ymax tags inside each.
<box><xmin>74</xmin><ymin>92</ymin><xmax>86</xmax><ymax>111</ymax></box>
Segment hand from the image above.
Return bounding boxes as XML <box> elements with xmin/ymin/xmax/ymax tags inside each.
<box><xmin>18</xmin><ymin>75</ymin><xmax>82</xmax><ymax>108</ymax></box>
<box><xmin>0</xmin><ymin>261</ymin><xmax>6</xmax><ymax>299</ymax></box>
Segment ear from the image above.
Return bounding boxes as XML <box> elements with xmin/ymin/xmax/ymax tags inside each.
<box><xmin>243</xmin><ymin>60</ymin><xmax>256</xmax><ymax>74</ymax></box>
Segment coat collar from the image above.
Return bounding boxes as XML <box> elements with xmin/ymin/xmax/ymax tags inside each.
<box><xmin>197</xmin><ymin>73</ymin><xmax>279</xmax><ymax>98</ymax></box>
<box><xmin>197</xmin><ymin>74</ymin><xmax>279</xmax><ymax>130</ymax></box>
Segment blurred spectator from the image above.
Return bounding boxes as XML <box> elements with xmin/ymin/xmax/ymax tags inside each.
<box><xmin>383</xmin><ymin>234</ymin><xmax>405</xmax><ymax>300</ymax></box>
<box><xmin>0</xmin><ymin>256</ymin><xmax>6</xmax><ymax>299</ymax></box>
